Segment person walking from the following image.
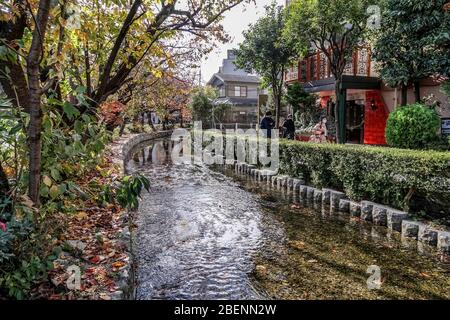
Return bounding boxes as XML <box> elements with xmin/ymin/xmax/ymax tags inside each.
<box><xmin>260</xmin><ymin>111</ymin><xmax>275</xmax><ymax>138</ymax></box>
<box><xmin>282</xmin><ymin>115</ymin><xmax>296</xmax><ymax>140</ymax></box>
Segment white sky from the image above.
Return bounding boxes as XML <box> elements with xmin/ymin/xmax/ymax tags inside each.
<box><xmin>200</xmin><ymin>0</ymin><xmax>285</xmax><ymax>84</ymax></box>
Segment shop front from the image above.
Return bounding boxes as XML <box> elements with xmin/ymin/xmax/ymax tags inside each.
<box><xmin>316</xmin><ymin>89</ymin><xmax>389</xmax><ymax>145</ymax></box>
<box><xmin>285</xmin><ymin>48</ymin><xmax>389</xmax><ymax>145</ymax></box>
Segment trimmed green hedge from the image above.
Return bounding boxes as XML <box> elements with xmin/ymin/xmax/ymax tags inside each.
<box><xmin>280</xmin><ymin>141</ymin><xmax>450</xmax><ymax>213</ymax></box>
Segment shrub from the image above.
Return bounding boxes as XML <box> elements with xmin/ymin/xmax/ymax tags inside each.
<box><xmin>100</xmin><ymin>175</ymin><xmax>150</xmax><ymax>210</ymax></box>
<box><xmin>0</xmin><ymin>208</ymin><xmax>60</xmax><ymax>299</ymax></box>
<box><xmin>385</xmin><ymin>103</ymin><xmax>441</xmax><ymax>150</ymax></box>
<box><xmin>279</xmin><ymin>141</ymin><xmax>450</xmax><ymax>213</ymax></box>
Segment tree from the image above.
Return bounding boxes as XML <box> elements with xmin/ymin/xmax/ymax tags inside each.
<box><xmin>234</xmin><ymin>2</ymin><xmax>297</xmax><ymax>127</ymax></box>
<box><xmin>188</xmin><ymin>86</ymin><xmax>218</xmax><ymax>128</ymax></box>
<box><xmin>285</xmin><ymin>82</ymin><xmax>320</xmax><ymax>127</ymax></box>
<box><xmin>212</xmin><ymin>102</ymin><xmax>232</xmax><ymax>126</ymax></box>
<box><xmin>284</xmin><ymin>0</ymin><xmax>377</xmax><ymax>143</ymax></box>
<box><xmin>373</xmin><ymin>0</ymin><xmax>450</xmax><ymax>106</ymax></box>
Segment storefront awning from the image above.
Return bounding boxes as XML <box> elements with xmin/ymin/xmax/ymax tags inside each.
<box><xmin>302</xmin><ymin>75</ymin><xmax>381</xmax><ymax>93</ymax></box>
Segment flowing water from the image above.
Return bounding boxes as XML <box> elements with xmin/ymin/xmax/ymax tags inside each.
<box><xmin>127</xmin><ymin>139</ymin><xmax>450</xmax><ymax>300</ymax></box>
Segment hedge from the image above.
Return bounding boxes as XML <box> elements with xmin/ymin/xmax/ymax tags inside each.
<box><xmin>279</xmin><ymin>141</ymin><xmax>450</xmax><ymax>214</ymax></box>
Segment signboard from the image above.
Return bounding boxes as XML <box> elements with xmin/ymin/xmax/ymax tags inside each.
<box><xmin>442</xmin><ymin>118</ymin><xmax>450</xmax><ymax>136</ymax></box>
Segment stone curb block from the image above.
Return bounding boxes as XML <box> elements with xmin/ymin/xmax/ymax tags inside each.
<box><xmin>437</xmin><ymin>231</ymin><xmax>450</xmax><ymax>254</ymax></box>
<box><xmin>322</xmin><ymin>189</ymin><xmax>332</xmax><ymax>205</ymax></box>
<box><xmin>401</xmin><ymin>220</ymin><xmax>420</xmax><ymax>239</ymax></box>
<box><xmin>349</xmin><ymin>202</ymin><xmax>361</xmax><ymax>217</ymax></box>
<box><xmin>339</xmin><ymin>199</ymin><xmax>350</xmax><ymax>213</ymax></box>
<box><xmin>313</xmin><ymin>189</ymin><xmax>323</xmax><ymax>205</ymax></box>
<box><xmin>361</xmin><ymin>201</ymin><xmax>376</xmax><ymax>222</ymax></box>
<box><xmin>372</xmin><ymin>205</ymin><xmax>388</xmax><ymax>226</ymax></box>
<box><xmin>387</xmin><ymin>209</ymin><xmax>409</xmax><ymax>232</ymax></box>
<box><xmin>299</xmin><ymin>185</ymin><xmax>308</xmax><ymax>200</ymax></box>
<box><xmin>306</xmin><ymin>187</ymin><xmax>316</xmax><ymax>202</ymax></box>
<box><xmin>418</xmin><ymin>224</ymin><xmax>438</xmax><ymax>246</ymax></box>
<box><xmin>330</xmin><ymin>191</ymin><xmax>346</xmax><ymax>211</ymax></box>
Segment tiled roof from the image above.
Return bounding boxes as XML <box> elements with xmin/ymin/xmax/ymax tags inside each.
<box><xmin>214</xmin><ymin>97</ymin><xmax>258</xmax><ymax>106</ymax></box>
<box><xmin>208</xmin><ymin>73</ymin><xmax>260</xmax><ymax>84</ymax></box>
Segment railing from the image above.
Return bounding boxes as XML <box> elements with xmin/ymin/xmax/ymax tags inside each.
<box><xmin>285</xmin><ymin>47</ymin><xmax>372</xmax><ymax>83</ymax></box>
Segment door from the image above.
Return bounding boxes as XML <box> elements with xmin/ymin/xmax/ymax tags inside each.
<box><xmin>345</xmin><ymin>100</ymin><xmax>365</xmax><ymax>144</ymax></box>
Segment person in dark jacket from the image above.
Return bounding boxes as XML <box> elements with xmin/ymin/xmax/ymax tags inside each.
<box><xmin>260</xmin><ymin>111</ymin><xmax>275</xmax><ymax>138</ymax></box>
<box><xmin>282</xmin><ymin>115</ymin><xmax>296</xmax><ymax>140</ymax></box>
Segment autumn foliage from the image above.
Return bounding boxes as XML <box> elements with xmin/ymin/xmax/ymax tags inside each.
<box><xmin>100</xmin><ymin>101</ymin><xmax>125</xmax><ymax>129</ymax></box>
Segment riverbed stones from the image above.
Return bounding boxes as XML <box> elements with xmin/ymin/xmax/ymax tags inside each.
<box><xmin>372</xmin><ymin>205</ymin><xmax>388</xmax><ymax>226</ymax></box>
<box><xmin>349</xmin><ymin>202</ymin><xmax>361</xmax><ymax>217</ymax></box>
<box><xmin>401</xmin><ymin>220</ymin><xmax>420</xmax><ymax>239</ymax></box>
<box><xmin>418</xmin><ymin>224</ymin><xmax>438</xmax><ymax>246</ymax></box>
<box><xmin>330</xmin><ymin>191</ymin><xmax>346</xmax><ymax>212</ymax></box>
<box><xmin>386</xmin><ymin>209</ymin><xmax>409</xmax><ymax>232</ymax></box>
<box><xmin>437</xmin><ymin>231</ymin><xmax>450</xmax><ymax>253</ymax></box>
<box><xmin>360</xmin><ymin>201</ymin><xmax>376</xmax><ymax>222</ymax></box>
<box><xmin>339</xmin><ymin>199</ymin><xmax>350</xmax><ymax>213</ymax></box>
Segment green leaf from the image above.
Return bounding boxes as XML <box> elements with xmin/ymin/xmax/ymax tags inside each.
<box><xmin>49</xmin><ymin>185</ymin><xmax>60</xmax><ymax>199</ymax></box>
<box><xmin>50</xmin><ymin>168</ymin><xmax>61</xmax><ymax>181</ymax></box>
<box><xmin>43</xmin><ymin>175</ymin><xmax>52</xmax><ymax>187</ymax></box>
<box><xmin>9</xmin><ymin>123</ymin><xmax>22</xmax><ymax>135</ymax></box>
<box><xmin>62</xmin><ymin>102</ymin><xmax>80</xmax><ymax>120</ymax></box>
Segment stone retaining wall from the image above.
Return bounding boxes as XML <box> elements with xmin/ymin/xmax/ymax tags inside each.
<box><xmin>108</xmin><ymin>131</ymin><xmax>172</xmax><ymax>300</ymax></box>
<box><xmin>229</xmin><ymin>162</ymin><xmax>450</xmax><ymax>255</ymax></box>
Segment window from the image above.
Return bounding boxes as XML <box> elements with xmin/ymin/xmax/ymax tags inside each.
<box><xmin>234</xmin><ymin>86</ymin><xmax>247</xmax><ymax>97</ymax></box>
<box><xmin>219</xmin><ymin>86</ymin><xmax>225</xmax><ymax>97</ymax></box>
<box><xmin>240</xmin><ymin>86</ymin><xmax>247</xmax><ymax>97</ymax></box>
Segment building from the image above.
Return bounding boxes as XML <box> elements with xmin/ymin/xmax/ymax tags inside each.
<box><xmin>285</xmin><ymin>45</ymin><xmax>450</xmax><ymax>145</ymax></box>
<box><xmin>284</xmin><ymin>2</ymin><xmax>450</xmax><ymax>145</ymax></box>
<box><xmin>207</xmin><ymin>50</ymin><xmax>261</xmax><ymax>126</ymax></box>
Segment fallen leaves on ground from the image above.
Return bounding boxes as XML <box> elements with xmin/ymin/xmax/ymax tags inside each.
<box><xmin>31</xmin><ymin>148</ymin><xmax>131</xmax><ymax>300</ymax></box>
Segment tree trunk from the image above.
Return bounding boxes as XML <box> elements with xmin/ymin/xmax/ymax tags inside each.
<box><xmin>119</xmin><ymin>117</ymin><xmax>128</xmax><ymax>136</ymax></box>
<box><xmin>0</xmin><ymin>163</ymin><xmax>11</xmax><ymax>212</ymax></box>
<box><xmin>401</xmin><ymin>84</ymin><xmax>408</xmax><ymax>106</ymax></box>
<box><xmin>26</xmin><ymin>0</ymin><xmax>52</xmax><ymax>205</ymax></box>
<box><xmin>334</xmin><ymin>80</ymin><xmax>342</xmax><ymax>144</ymax></box>
<box><xmin>180</xmin><ymin>111</ymin><xmax>183</xmax><ymax>128</ymax></box>
<box><xmin>414</xmin><ymin>81</ymin><xmax>421</xmax><ymax>103</ymax></box>
<box><xmin>273</xmin><ymin>85</ymin><xmax>281</xmax><ymax>129</ymax></box>
<box><xmin>147</xmin><ymin>112</ymin><xmax>156</xmax><ymax>132</ymax></box>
